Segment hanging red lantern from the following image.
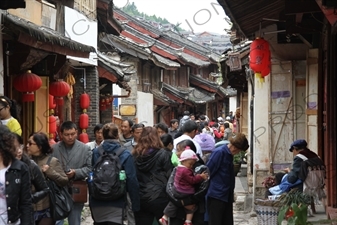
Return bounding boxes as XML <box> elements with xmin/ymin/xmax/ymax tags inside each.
<box><xmin>249</xmin><ymin>37</ymin><xmax>271</xmax><ymax>81</ymax></box>
<box><xmin>99</xmin><ymin>97</ymin><xmax>107</xmax><ymax>111</ymax></box>
<box><xmin>80</xmin><ymin>93</ymin><xmax>90</xmax><ymax>112</ymax></box>
<box><xmin>49</xmin><ymin>94</ymin><xmax>56</xmax><ymax>115</ymax></box>
<box><xmin>49</xmin><ymin>115</ymin><xmax>57</xmax><ymax>135</ymax></box>
<box><xmin>49</xmin><ymin>80</ymin><xmax>70</xmax><ymax>106</ymax></box>
<box><xmin>79</xmin><ymin>132</ymin><xmax>89</xmax><ymax>143</ymax></box>
<box><xmin>13</xmin><ymin>70</ymin><xmax>42</xmax><ymax>102</ymax></box>
<box><xmin>49</xmin><ymin>94</ymin><xmax>56</xmax><ymax>109</ymax></box>
<box><xmin>79</xmin><ymin>113</ymin><xmax>89</xmax><ymax>130</ymax></box>
<box><xmin>105</xmin><ymin>96</ymin><xmax>111</xmax><ymax>106</ymax></box>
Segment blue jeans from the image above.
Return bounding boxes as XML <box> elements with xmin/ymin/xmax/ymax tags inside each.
<box><xmin>55</xmin><ymin>203</ymin><xmax>84</xmax><ymax>225</ymax></box>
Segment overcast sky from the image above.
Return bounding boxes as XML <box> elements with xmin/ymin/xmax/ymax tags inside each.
<box><xmin>114</xmin><ymin>0</ymin><xmax>231</xmax><ymax>35</ymax></box>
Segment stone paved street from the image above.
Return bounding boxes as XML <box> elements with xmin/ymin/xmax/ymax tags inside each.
<box><xmin>81</xmin><ymin>170</ymin><xmax>259</xmax><ymax>225</ymax></box>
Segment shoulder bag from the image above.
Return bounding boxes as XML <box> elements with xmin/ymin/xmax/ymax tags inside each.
<box><xmin>46</xmin><ymin>156</ymin><xmax>73</xmax><ymax>221</ymax></box>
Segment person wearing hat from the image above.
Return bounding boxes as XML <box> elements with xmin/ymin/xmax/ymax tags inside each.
<box><xmin>194</xmin><ymin>133</ymin><xmax>215</xmax><ymax>164</ymax></box>
<box><xmin>285</xmin><ymin>139</ymin><xmax>323</xmax><ymax>188</ymax></box>
<box><xmin>159</xmin><ymin>149</ymin><xmax>208</xmax><ymax>225</ymax></box>
<box><xmin>205</xmin><ymin>133</ymin><xmax>249</xmax><ymax>225</ymax></box>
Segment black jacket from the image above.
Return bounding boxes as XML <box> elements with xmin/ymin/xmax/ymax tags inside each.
<box><xmin>135</xmin><ymin>148</ymin><xmax>173</xmax><ymax>202</ymax></box>
<box><xmin>5</xmin><ymin>159</ymin><xmax>33</xmax><ymax>225</ymax></box>
<box><xmin>22</xmin><ymin>154</ymin><xmax>49</xmax><ymax>203</ymax></box>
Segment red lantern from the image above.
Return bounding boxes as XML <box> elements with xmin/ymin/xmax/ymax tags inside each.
<box><xmin>49</xmin><ymin>95</ymin><xmax>56</xmax><ymax>109</ymax></box>
<box><xmin>79</xmin><ymin>113</ymin><xmax>89</xmax><ymax>130</ymax></box>
<box><xmin>79</xmin><ymin>132</ymin><xmax>89</xmax><ymax>143</ymax></box>
<box><xmin>100</xmin><ymin>98</ymin><xmax>106</xmax><ymax>111</ymax></box>
<box><xmin>249</xmin><ymin>37</ymin><xmax>270</xmax><ymax>77</ymax></box>
<box><xmin>105</xmin><ymin>96</ymin><xmax>111</xmax><ymax>106</ymax></box>
<box><xmin>49</xmin><ymin>115</ymin><xmax>57</xmax><ymax>134</ymax></box>
<box><xmin>80</xmin><ymin>93</ymin><xmax>90</xmax><ymax>112</ymax></box>
<box><xmin>49</xmin><ymin>80</ymin><xmax>70</xmax><ymax>106</ymax></box>
<box><xmin>13</xmin><ymin>70</ymin><xmax>42</xmax><ymax>102</ymax></box>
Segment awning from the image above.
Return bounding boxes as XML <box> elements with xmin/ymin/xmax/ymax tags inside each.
<box><xmin>2</xmin><ymin>13</ymin><xmax>95</xmax><ymax>58</ymax></box>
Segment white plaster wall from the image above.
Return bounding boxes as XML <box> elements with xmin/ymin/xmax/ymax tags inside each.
<box><xmin>253</xmin><ymin>75</ymin><xmax>271</xmax><ymax>170</ymax></box>
<box><xmin>137</xmin><ymin>91</ymin><xmax>153</xmax><ymax>127</ymax></box>
<box><xmin>229</xmin><ymin>96</ymin><xmax>237</xmax><ymax>113</ymax></box>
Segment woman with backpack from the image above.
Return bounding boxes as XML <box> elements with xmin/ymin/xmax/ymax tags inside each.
<box><xmin>27</xmin><ymin>132</ymin><xmax>69</xmax><ymax>224</ymax></box>
<box><xmin>133</xmin><ymin>126</ymin><xmax>174</xmax><ymax>224</ymax></box>
<box><xmin>90</xmin><ymin>122</ymin><xmax>140</xmax><ymax>225</ymax></box>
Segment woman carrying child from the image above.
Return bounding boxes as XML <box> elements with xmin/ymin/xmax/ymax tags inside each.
<box><xmin>160</xmin><ymin>148</ymin><xmax>208</xmax><ymax>225</ymax></box>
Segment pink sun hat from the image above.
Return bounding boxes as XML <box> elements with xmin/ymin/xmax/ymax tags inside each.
<box><xmin>179</xmin><ymin>149</ymin><xmax>199</xmax><ymax>162</ymax></box>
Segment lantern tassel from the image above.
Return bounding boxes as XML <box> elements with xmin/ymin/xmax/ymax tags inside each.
<box><xmin>255</xmin><ymin>72</ymin><xmax>265</xmax><ymax>87</ymax></box>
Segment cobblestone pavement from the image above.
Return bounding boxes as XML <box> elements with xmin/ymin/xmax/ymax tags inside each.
<box><xmin>81</xmin><ymin>205</ymin><xmax>258</xmax><ymax>225</ymax></box>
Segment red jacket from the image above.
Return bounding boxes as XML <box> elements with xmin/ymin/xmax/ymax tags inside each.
<box><xmin>174</xmin><ymin>165</ymin><xmax>204</xmax><ymax>194</ymax></box>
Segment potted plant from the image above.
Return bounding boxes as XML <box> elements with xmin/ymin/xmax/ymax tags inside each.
<box><xmin>233</xmin><ymin>151</ymin><xmax>245</xmax><ymax>176</ymax></box>
<box><xmin>277</xmin><ymin>189</ymin><xmax>311</xmax><ymax>225</ymax></box>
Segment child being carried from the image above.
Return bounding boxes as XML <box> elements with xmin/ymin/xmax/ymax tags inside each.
<box><xmin>159</xmin><ymin>147</ymin><xmax>209</xmax><ymax>225</ymax></box>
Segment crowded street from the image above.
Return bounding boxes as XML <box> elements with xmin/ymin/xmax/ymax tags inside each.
<box><xmin>0</xmin><ymin>0</ymin><xmax>336</xmax><ymax>225</ymax></box>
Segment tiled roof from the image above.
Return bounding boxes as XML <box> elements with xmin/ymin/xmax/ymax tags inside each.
<box><xmin>150</xmin><ymin>53</ymin><xmax>180</xmax><ymax>70</ymax></box>
<box><xmin>2</xmin><ymin>13</ymin><xmax>96</xmax><ymax>56</ymax></box>
<box><xmin>97</xmin><ymin>51</ymin><xmax>136</xmax><ymax>79</ymax></box>
<box><xmin>162</xmin><ymin>83</ymin><xmax>215</xmax><ymax>104</ymax></box>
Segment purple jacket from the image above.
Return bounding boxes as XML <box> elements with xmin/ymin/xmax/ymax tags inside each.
<box><xmin>174</xmin><ymin>165</ymin><xmax>204</xmax><ymax>194</ymax></box>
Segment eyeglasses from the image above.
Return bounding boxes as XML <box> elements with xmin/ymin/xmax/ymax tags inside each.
<box><xmin>0</xmin><ymin>107</ymin><xmax>5</xmax><ymax>112</ymax></box>
<box><xmin>27</xmin><ymin>142</ymin><xmax>37</xmax><ymax>146</ymax></box>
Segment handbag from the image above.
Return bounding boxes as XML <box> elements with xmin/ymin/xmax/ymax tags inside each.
<box><xmin>69</xmin><ymin>180</ymin><xmax>88</xmax><ymax>203</ymax></box>
<box><xmin>45</xmin><ymin>156</ymin><xmax>73</xmax><ymax>221</ymax></box>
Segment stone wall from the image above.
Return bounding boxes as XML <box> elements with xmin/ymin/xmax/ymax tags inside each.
<box><xmin>73</xmin><ymin>66</ymin><xmax>99</xmax><ymax>141</ymax></box>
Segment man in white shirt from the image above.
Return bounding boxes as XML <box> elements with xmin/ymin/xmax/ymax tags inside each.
<box><xmin>86</xmin><ymin>124</ymin><xmax>104</xmax><ymax>150</ymax></box>
<box><xmin>173</xmin><ymin>120</ymin><xmax>203</xmax><ymax>157</ymax></box>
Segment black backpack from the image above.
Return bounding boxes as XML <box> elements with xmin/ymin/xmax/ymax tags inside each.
<box><xmin>88</xmin><ymin>146</ymin><xmax>126</xmax><ymax>201</ymax></box>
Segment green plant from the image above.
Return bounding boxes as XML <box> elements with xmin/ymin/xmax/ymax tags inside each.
<box><xmin>277</xmin><ymin>189</ymin><xmax>311</xmax><ymax>225</ymax></box>
<box><xmin>233</xmin><ymin>151</ymin><xmax>245</xmax><ymax>164</ymax></box>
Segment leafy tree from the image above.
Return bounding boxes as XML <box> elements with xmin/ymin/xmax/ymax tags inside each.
<box><xmin>121</xmin><ymin>1</ymin><xmax>185</xmax><ymax>31</ymax></box>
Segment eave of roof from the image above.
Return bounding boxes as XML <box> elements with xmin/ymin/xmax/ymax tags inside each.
<box><xmin>219</xmin><ymin>42</ymin><xmax>250</xmax><ymax>63</ymax></box>
<box><xmin>160</xmin><ymin>31</ymin><xmax>220</xmax><ymax>61</ymax></box>
<box><xmin>97</xmin><ymin>51</ymin><xmax>135</xmax><ymax>80</ymax></box>
<box><xmin>151</xmin><ymin>88</ymin><xmax>177</xmax><ymax>106</ymax></box>
<box><xmin>162</xmin><ymin>83</ymin><xmax>215</xmax><ymax>104</ymax></box>
<box><xmin>2</xmin><ymin>13</ymin><xmax>95</xmax><ymax>57</ymax></box>
<box><xmin>100</xmin><ymin>33</ymin><xmax>149</xmax><ymax>60</ymax></box>
<box><xmin>97</xmin><ymin>0</ymin><xmax>123</xmax><ymax>35</ymax></box>
<box><xmin>150</xmin><ymin>53</ymin><xmax>180</xmax><ymax>70</ymax></box>
<box><xmin>114</xmin><ymin>9</ymin><xmax>160</xmax><ymax>38</ymax></box>
<box><xmin>216</xmin><ymin>0</ymin><xmax>284</xmax><ymax>39</ymax></box>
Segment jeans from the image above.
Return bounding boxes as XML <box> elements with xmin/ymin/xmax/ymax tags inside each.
<box><xmin>55</xmin><ymin>203</ymin><xmax>84</xmax><ymax>225</ymax></box>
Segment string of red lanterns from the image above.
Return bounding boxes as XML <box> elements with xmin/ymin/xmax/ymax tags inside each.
<box><xmin>79</xmin><ymin>93</ymin><xmax>90</xmax><ymax>143</ymax></box>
